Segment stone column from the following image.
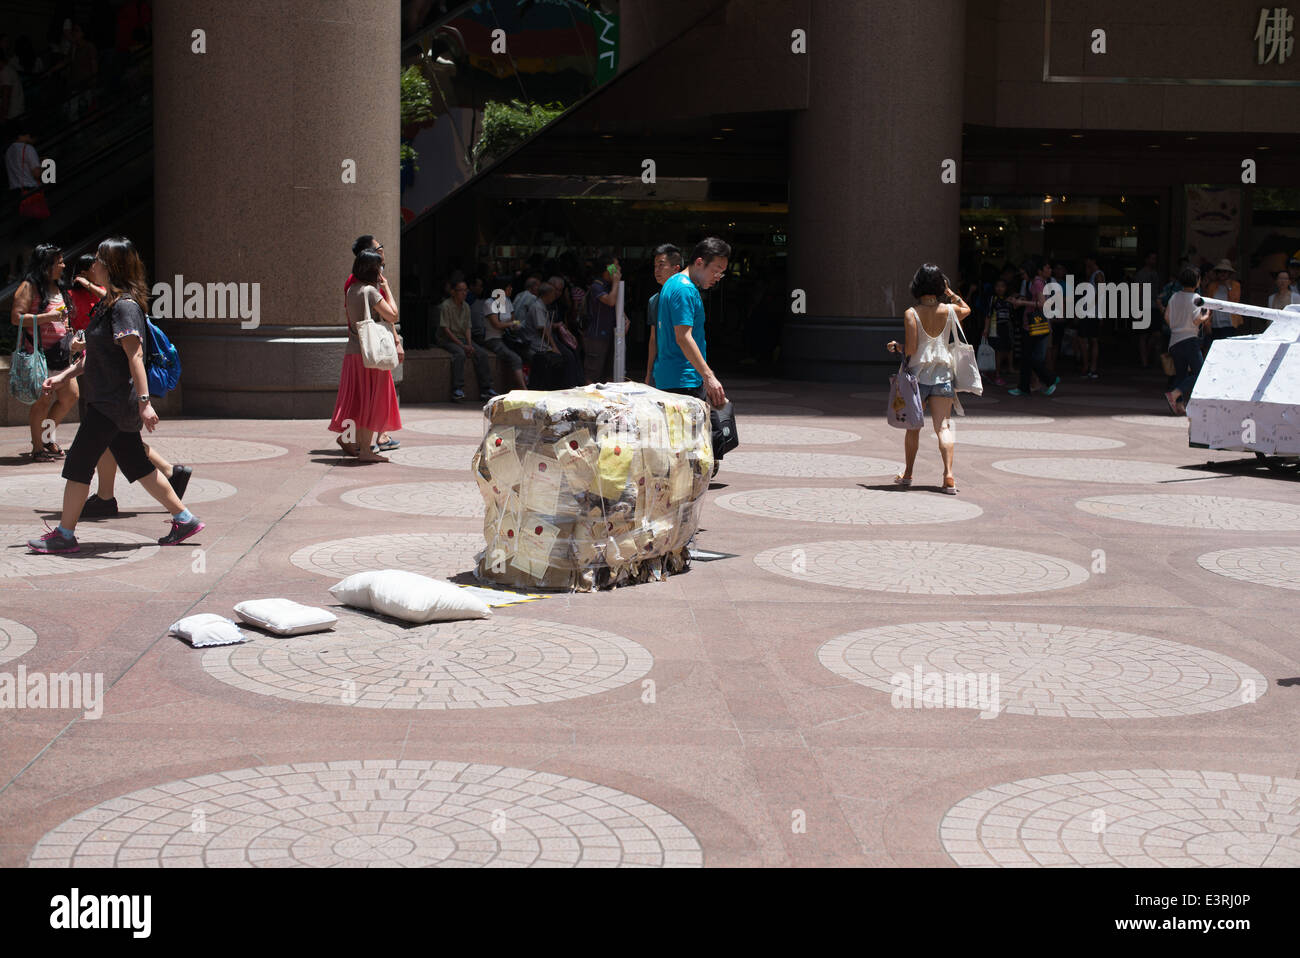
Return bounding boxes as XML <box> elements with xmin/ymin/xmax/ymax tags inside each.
<box><xmin>783</xmin><ymin>0</ymin><xmax>966</xmax><ymax>383</ymax></box>
<box><xmin>153</xmin><ymin>1</ymin><xmax>401</xmax><ymax>417</ymax></box>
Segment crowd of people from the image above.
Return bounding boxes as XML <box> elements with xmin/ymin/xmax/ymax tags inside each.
<box><xmin>960</xmin><ymin>250</ymin><xmax>1300</xmax><ymax>402</ymax></box>
<box><xmin>327</xmin><ymin>236</ymin><xmax>736</xmax><ymax>466</ymax></box>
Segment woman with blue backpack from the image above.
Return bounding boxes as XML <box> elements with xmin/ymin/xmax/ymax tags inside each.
<box><xmin>26</xmin><ymin>236</ymin><xmax>204</xmax><ymax>554</ymax></box>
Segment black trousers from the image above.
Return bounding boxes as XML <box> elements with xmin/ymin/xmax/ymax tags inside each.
<box><xmin>62</xmin><ymin>403</ymin><xmax>154</xmax><ymax>485</ymax></box>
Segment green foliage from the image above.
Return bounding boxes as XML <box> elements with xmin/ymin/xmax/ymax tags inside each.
<box><xmin>400</xmin><ymin>65</ymin><xmax>435</xmax><ymax>169</ymax></box>
<box><xmin>472</xmin><ymin>100</ymin><xmax>565</xmax><ymax>172</ymax></box>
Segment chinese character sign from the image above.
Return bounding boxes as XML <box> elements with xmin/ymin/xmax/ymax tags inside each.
<box><xmin>1256</xmin><ymin>7</ymin><xmax>1295</xmax><ymax>65</ymax></box>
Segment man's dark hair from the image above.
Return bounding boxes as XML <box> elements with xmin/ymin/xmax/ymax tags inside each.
<box><xmin>449</xmin><ymin>270</ymin><xmax>467</xmax><ymax>289</ymax></box>
<box><xmin>909</xmin><ymin>263</ymin><xmax>948</xmax><ymax>300</ymax></box>
<box><xmin>690</xmin><ymin>237</ymin><xmax>731</xmax><ymax>267</ymax></box>
<box><xmin>524</xmin><ymin>276</ymin><xmax>541</xmax><ymax>293</ymax></box>
<box><xmin>654</xmin><ymin>243</ymin><xmax>683</xmax><ymax>269</ymax></box>
<box><xmin>352</xmin><ymin>234</ymin><xmax>376</xmax><ymax>257</ymax></box>
<box><xmin>352</xmin><ymin>249</ymin><xmax>383</xmax><ymax>285</ymax></box>
<box><xmin>492</xmin><ymin>274</ymin><xmax>513</xmax><ymax>293</ymax></box>
<box><xmin>1179</xmin><ymin>267</ymin><xmax>1201</xmax><ymax>288</ymax></box>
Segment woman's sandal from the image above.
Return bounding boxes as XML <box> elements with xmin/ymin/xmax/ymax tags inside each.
<box><xmin>893</xmin><ymin>474</ymin><xmax>912</xmax><ymax>487</ymax></box>
<box><xmin>335</xmin><ymin>435</ymin><xmax>360</xmax><ymax>457</ymax></box>
<box><xmin>30</xmin><ymin>446</ymin><xmax>56</xmax><ymax>463</ymax></box>
<box><xmin>44</xmin><ymin>442</ymin><xmax>64</xmax><ymax>458</ymax></box>
<box><xmin>941</xmin><ymin>476</ymin><xmax>958</xmax><ymax>495</ymax></box>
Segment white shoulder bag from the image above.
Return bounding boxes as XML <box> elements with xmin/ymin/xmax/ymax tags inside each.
<box><xmin>356</xmin><ymin>286</ymin><xmax>398</xmax><ymax>371</ymax></box>
<box><xmin>948</xmin><ymin>304</ymin><xmax>983</xmax><ymax>396</ymax></box>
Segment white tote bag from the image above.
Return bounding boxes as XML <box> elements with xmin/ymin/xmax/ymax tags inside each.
<box><xmin>356</xmin><ymin>286</ymin><xmax>398</xmax><ymax>371</ymax></box>
<box><xmin>947</xmin><ymin>305</ymin><xmax>983</xmax><ymax>396</ymax></box>
<box><xmin>977</xmin><ymin>338</ymin><xmax>996</xmax><ymax>372</ymax></box>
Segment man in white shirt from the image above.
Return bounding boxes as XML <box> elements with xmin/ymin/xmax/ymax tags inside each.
<box><xmin>5</xmin><ymin>129</ymin><xmax>39</xmax><ymax>191</ymax></box>
<box><xmin>0</xmin><ymin>52</ymin><xmax>24</xmax><ymax>120</ymax></box>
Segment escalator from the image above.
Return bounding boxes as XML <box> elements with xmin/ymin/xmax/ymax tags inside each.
<box><xmin>1</xmin><ymin>44</ymin><xmax>155</xmax><ymax>340</ymax></box>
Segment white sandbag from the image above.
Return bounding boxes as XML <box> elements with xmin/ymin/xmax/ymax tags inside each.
<box><xmin>234</xmin><ymin>598</ymin><xmax>338</xmax><ymax>636</ymax></box>
<box><xmin>170</xmin><ymin>613</ymin><xmax>247</xmax><ymax>648</ymax></box>
<box><xmin>329</xmin><ymin>570</ymin><xmax>492</xmax><ymax>623</ymax></box>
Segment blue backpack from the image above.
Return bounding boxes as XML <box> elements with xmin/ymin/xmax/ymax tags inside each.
<box><xmin>144</xmin><ymin>318</ymin><xmax>181</xmax><ymax>396</ymax></box>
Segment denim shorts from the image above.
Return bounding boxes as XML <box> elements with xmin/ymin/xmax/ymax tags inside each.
<box><xmin>918</xmin><ymin>380</ymin><xmax>955</xmax><ymax>401</ymax></box>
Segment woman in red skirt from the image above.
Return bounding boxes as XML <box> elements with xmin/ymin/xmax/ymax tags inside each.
<box><xmin>328</xmin><ymin>247</ymin><xmax>402</xmax><ymax>463</ymax></box>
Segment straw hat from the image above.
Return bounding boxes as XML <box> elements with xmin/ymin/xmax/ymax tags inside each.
<box><xmin>1212</xmin><ymin>259</ymin><xmax>1237</xmax><ymax>273</ymax></box>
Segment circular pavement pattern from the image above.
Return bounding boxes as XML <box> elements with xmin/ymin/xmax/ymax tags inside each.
<box><xmin>1198</xmin><ymin>546</ymin><xmax>1300</xmax><ymax>591</ymax></box>
<box><xmin>741</xmin><ymin>424</ymin><xmax>861</xmax><ymax>446</ymax></box>
<box><xmin>386</xmin><ymin>444</ymin><xmax>480</xmax><ymax>472</ymax></box>
<box><xmin>754</xmin><ymin>540</ymin><xmax>1089</xmax><ymax>595</ymax></box>
<box><xmin>956</xmin><ymin>415</ymin><xmax>1055</xmax><ymax>426</ymax></box>
<box><xmin>1112</xmin><ymin>414</ymin><xmax>1189</xmax><ymax>430</ymax></box>
<box><xmin>954</xmin><ymin>430</ymin><xmax>1124</xmax><ymax>451</ymax></box>
<box><xmin>719</xmin><ymin>452</ymin><xmax>901</xmax><ymax>478</ymax></box>
<box><xmin>940</xmin><ymin>770</ymin><xmax>1300</xmax><ymax>867</ymax></box>
<box><xmin>29</xmin><ymin>760</ymin><xmax>702</xmax><ymax>867</ymax></box>
<box><xmin>992</xmin><ymin>458</ymin><xmax>1192</xmax><ymax>485</ymax></box>
<box><xmin>742</xmin><ymin>403</ymin><xmax>825</xmax><ymax>418</ymax></box>
<box><xmin>0</xmin><ymin>524</ymin><xmax>161</xmax><ymax>579</ymax></box>
<box><xmin>0</xmin><ymin>474</ymin><xmax>236</xmax><ymax>510</ymax></box>
<box><xmin>290</xmin><ymin>532</ymin><xmax>484</xmax><ymax>580</ymax></box>
<box><xmin>717</xmin><ymin>488</ymin><xmax>982</xmax><ymax>525</ymax></box>
<box><xmin>405</xmin><ymin>419</ymin><xmax>489</xmax><ymax>439</ymax></box>
<box><xmin>143</xmin><ymin>437</ymin><xmax>288</xmax><ymax>464</ymax></box>
<box><xmin>0</xmin><ymin>617</ymin><xmax>38</xmax><ymax>666</ymax></box>
<box><xmin>203</xmin><ymin>612</ymin><xmax>652</xmax><ymax>710</ymax></box>
<box><xmin>340</xmin><ymin>481</ymin><xmax>485</xmax><ymax>518</ymax></box>
<box><xmin>1076</xmin><ymin>494</ymin><xmax>1300</xmax><ymax>532</ymax></box>
<box><xmin>818</xmin><ymin>621</ymin><xmax>1265</xmax><ymax>719</ymax></box>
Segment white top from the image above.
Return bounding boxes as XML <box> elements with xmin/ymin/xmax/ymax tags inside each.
<box><xmin>1268</xmin><ymin>290</ymin><xmax>1300</xmax><ymax>311</ymax></box>
<box><xmin>908</xmin><ymin>304</ymin><xmax>956</xmax><ymax>386</ymax></box>
<box><xmin>5</xmin><ymin>141</ymin><xmax>37</xmax><ymax>190</ymax></box>
<box><xmin>1166</xmin><ymin>291</ymin><xmax>1203</xmax><ymax>348</ymax></box>
<box><xmin>1209</xmin><ymin>281</ymin><xmax>1235</xmax><ymax>328</ymax></box>
<box><xmin>0</xmin><ymin>62</ymin><xmax>23</xmax><ymax>120</ymax></box>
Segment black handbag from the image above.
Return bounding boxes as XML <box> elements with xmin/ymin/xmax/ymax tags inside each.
<box><xmin>710</xmin><ymin>400</ymin><xmax>739</xmax><ymax>458</ymax></box>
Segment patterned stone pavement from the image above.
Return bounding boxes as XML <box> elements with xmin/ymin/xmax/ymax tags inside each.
<box><xmin>818</xmin><ymin>621</ymin><xmax>1266</xmax><ymax>718</ymax></box>
<box><xmin>954</xmin><ymin>430</ymin><xmax>1125</xmax><ymax>451</ymax></box>
<box><xmin>202</xmin><ymin>613</ymin><xmax>653</xmax><ymax>710</ymax></box>
<box><xmin>1076</xmin><ymin>494</ymin><xmax>1300</xmax><ymax>531</ymax></box>
<box><xmin>0</xmin><ymin>616</ymin><xmax>38</xmax><ymax>665</ymax></box>
<box><xmin>992</xmin><ymin>458</ymin><xmax>1196</xmax><ymax>485</ymax></box>
<box><xmin>340</xmin><ymin>481</ymin><xmax>485</xmax><ymax>518</ymax></box>
<box><xmin>0</xmin><ymin>474</ymin><xmax>237</xmax><ymax>510</ymax></box>
<box><xmin>754</xmin><ymin>540</ymin><xmax>1090</xmax><ymax>595</ymax></box>
<box><xmin>718</xmin><ymin>452</ymin><xmax>901</xmax><ymax>478</ymax></box>
<box><xmin>740</xmin><ymin>424</ymin><xmax>861</xmax><ymax>446</ymax></box>
<box><xmin>29</xmin><ymin>761</ymin><xmax>703</xmax><ymax>867</ymax></box>
<box><xmin>289</xmin><ymin>532</ymin><xmax>484</xmax><ymax>580</ymax></box>
<box><xmin>0</xmin><ymin>523</ymin><xmax>161</xmax><ymax>579</ymax></box>
<box><xmin>716</xmin><ymin>488</ymin><xmax>983</xmax><ymax>525</ymax></box>
<box><xmin>2</xmin><ymin>381</ymin><xmax>1297</xmax><ymax>870</ymax></box>
<box><xmin>940</xmin><ymin>770</ymin><xmax>1300</xmax><ymax>867</ymax></box>
<box><xmin>1197</xmin><ymin>546</ymin><xmax>1300</xmax><ymax>591</ymax></box>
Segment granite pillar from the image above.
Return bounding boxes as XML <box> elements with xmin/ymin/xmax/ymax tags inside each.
<box><xmin>783</xmin><ymin>0</ymin><xmax>966</xmax><ymax>383</ymax></box>
<box><xmin>153</xmin><ymin>1</ymin><xmax>401</xmax><ymax>417</ymax></box>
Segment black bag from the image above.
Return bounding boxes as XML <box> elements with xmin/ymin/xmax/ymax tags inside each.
<box><xmin>526</xmin><ymin>349</ymin><xmax>565</xmax><ymax>390</ymax></box>
<box><xmin>710</xmin><ymin>400</ymin><xmax>739</xmax><ymax>458</ymax></box>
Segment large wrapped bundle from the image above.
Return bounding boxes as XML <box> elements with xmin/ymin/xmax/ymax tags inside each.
<box><xmin>473</xmin><ymin>383</ymin><xmax>713</xmax><ymax>591</ymax></box>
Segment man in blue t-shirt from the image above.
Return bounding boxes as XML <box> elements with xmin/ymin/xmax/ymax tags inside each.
<box><xmin>654</xmin><ymin>236</ymin><xmax>730</xmax><ymax>409</ymax></box>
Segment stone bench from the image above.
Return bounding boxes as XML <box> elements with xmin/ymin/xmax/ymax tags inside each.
<box><xmin>396</xmin><ymin>347</ymin><xmax>516</xmax><ymax>404</ymax></box>
<box><xmin>0</xmin><ymin>356</ymin><xmax>182</xmax><ymax>427</ymax></box>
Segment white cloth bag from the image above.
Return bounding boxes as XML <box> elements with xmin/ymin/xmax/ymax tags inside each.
<box><xmin>357</xmin><ymin>286</ymin><xmax>399</xmax><ymax>371</ymax></box>
<box><xmin>948</xmin><ymin>306</ymin><xmax>983</xmax><ymax>396</ymax></box>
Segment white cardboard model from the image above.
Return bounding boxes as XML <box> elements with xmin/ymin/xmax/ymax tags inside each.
<box><xmin>472</xmin><ymin>383</ymin><xmax>714</xmax><ymax>591</ymax></box>
<box><xmin>1187</xmin><ymin>298</ymin><xmax>1300</xmax><ymax>455</ymax></box>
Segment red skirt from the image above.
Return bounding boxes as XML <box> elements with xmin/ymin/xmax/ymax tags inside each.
<box><xmin>328</xmin><ymin>353</ymin><xmax>402</xmax><ymax>434</ymax></box>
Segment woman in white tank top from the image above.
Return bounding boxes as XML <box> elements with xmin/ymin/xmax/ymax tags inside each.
<box><xmin>886</xmin><ymin>264</ymin><xmax>971</xmax><ymax>494</ymax></box>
